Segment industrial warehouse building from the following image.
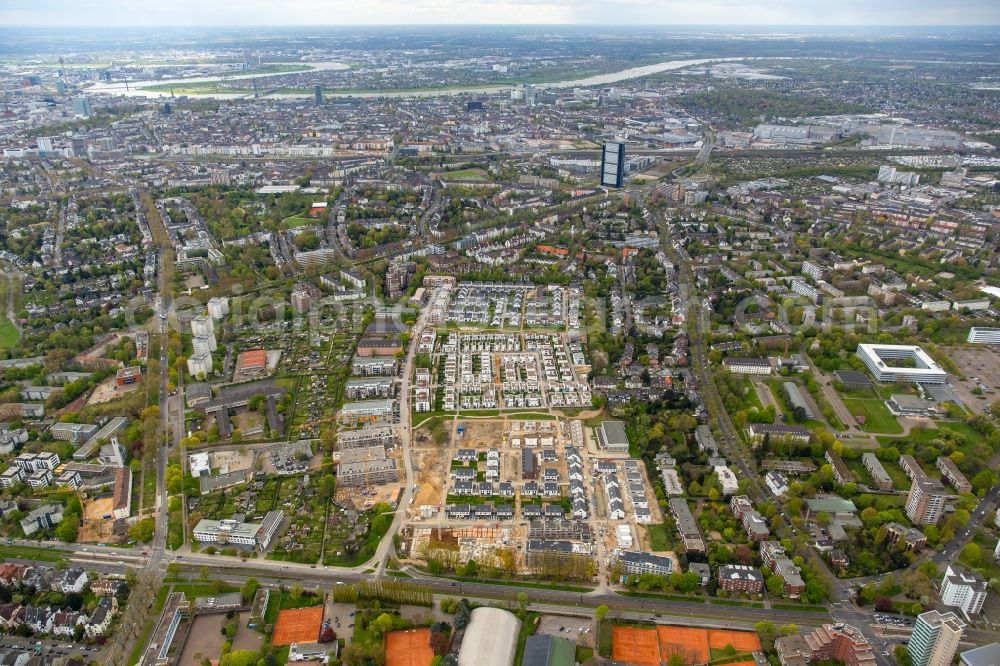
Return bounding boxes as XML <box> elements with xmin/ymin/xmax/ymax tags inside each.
<box><xmin>458</xmin><ymin>607</ymin><xmax>521</xmax><ymax>666</ymax></box>
<box><xmin>522</xmin><ymin>634</ymin><xmax>575</xmax><ymax>666</ymax></box>
<box><xmin>597</xmin><ymin>421</ymin><xmax>630</xmax><ymax>454</ymax></box>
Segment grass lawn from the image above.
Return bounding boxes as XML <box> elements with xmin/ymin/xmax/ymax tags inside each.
<box><xmin>742</xmin><ymin>378</ymin><xmax>765</xmax><ymax>411</ymax></box>
<box><xmin>841</xmin><ymin>397</ymin><xmax>903</xmax><ymax>434</ymax></box>
<box><xmin>437</xmin><ymin>168</ymin><xmax>490</xmax><ymax>182</ymax></box>
<box><xmin>771</xmin><ymin>602</ymin><xmax>829</xmax><ymax>612</ymax></box>
<box><xmin>443</xmin><ymin>575</ymin><xmax>593</xmax><ymax>593</ymax></box>
<box><xmin>263</xmin><ymin>591</ymin><xmax>282</xmax><ymax>624</ymax></box>
<box><xmin>644</xmin><ymin>523</ymin><xmax>671</xmax><ymax>551</ymax></box>
<box><xmin>0</xmin><ymin>318</ymin><xmax>20</xmax><ymax>348</ymax></box>
<box><xmin>597</xmin><ymin>621</ymin><xmax>612</xmax><ymax>657</ymax></box>
<box><xmin>0</xmin><ymin>544</ymin><xmax>65</xmax><ymax>562</ymax></box>
<box><xmin>880</xmin><ymin>460</ymin><xmax>912</xmax><ymax>489</ymax></box>
<box><xmin>934</xmin><ymin>421</ymin><xmax>986</xmax><ymax>446</ymax></box>
<box><xmin>513</xmin><ymin>612</ymin><xmax>540</xmax><ymax>666</ymax></box>
<box><xmin>621</xmin><ymin>591</ymin><xmax>704</xmax><ymax>602</ymax></box>
<box><xmin>708</xmin><ymin>598</ymin><xmax>765</xmax><ymax>608</ymax></box>
<box><xmin>877</xmin><ymin>420</ymin><xmax>985</xmax><ymax>455</ymax></box>
<box><xmin>269</xmin><ymin>645</ymin><xmax>290</xmax><ymax>664</ymax></box>
<box><xmin>280</xmin><ymin>214</ymin><xmax>315</xmax><ymax>229</ymax></box>
<box><xmin>412</xmin><ymin>413</ymin><xmax>456</xmax><ymax>429</ymax></box>
<box><xmin>128</xmin><ymin>585</ymin><xmax>174</xmax><ymax>665</ymax></box>
<box><xmin>711</xmin><ymin>648</ymin><xmax>755</xmax><ymax>661</ymax></box>
<box><xmin>875</xmin><ymin>383</ymin><xmax>918</xmax><ymax>399</ymax></box>
<box><xmin>169</xmin><ymin>582</ymin><xmax>236</xmax><ymax>597</ymax></box>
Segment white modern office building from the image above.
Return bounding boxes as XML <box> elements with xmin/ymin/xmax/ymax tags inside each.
<box><xmin>856</xmin><ymin>344</ymin><xmax>947</xmax><ymax>384</ymax></box>
<box><xmin>967</xmin><ymin>327</ymin><xmax>1000</xmax><ymax>345</ymax></box>
<box><xmin>193</xmin><ymin>510</ymin><xmax>283</xmax><ymax>551</ymax></box>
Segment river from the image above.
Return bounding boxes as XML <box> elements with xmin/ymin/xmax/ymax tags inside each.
<box><xmin>85</xmin><ymin>56</ymin><xmax>748</xmax><ymax>100</ymax></box>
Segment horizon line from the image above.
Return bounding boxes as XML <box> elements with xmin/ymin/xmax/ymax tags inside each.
<box><xmin>3</xmin><ymin>23</ymin><xmax>1000</xmax><ymax>28</ymax></box>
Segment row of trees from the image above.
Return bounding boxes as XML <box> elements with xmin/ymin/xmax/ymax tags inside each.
<box><xmin>331</xmin><ymin>579</ymin><xmax>433</xmax><ymax>607</ymax></box>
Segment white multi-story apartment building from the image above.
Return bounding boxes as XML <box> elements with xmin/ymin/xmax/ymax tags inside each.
<box><xmin>187</xmin><ymin>352</ymin><xmax>214</xmax><ymax>378</ymax></box>
<box><xmin>192</xmin><ymin>334</ymin><xmax>217</xmax><ymax>356</ymax></box>
<box><xmin>940</xmin><ymin>565</ymin><xmax>988</xmax><ymax>616</ymax></box>
<box><xmin>791</xmin><ymin>278</ymin><xmax>821</xmax><ymax>303</ymax></box>
<box><xmin>207</xmin><ymin>297</ymin><xmax>230</xmax><ymax>320</ymax></box>
<box><xmin>0</xmin><ymin>466</ymin><xmax>24</xmax><ymax>487</ymax></box>
<box><xmin>801</xmin><ymin>260</ymin><xmax>825</xmax><ymax>281</ymax></box>
<box><xmin>190</xmin><ymin>314</ymin><xmax>215</xmax><ymax>338</ymax></box>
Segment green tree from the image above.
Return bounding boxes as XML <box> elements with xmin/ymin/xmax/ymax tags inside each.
<box><xmin>971</xmin><ymin>469</ymin><xmax>998</xmax><ymax>495</ymax></box>
<box><xmin>319</xmin><ymin>475</ymin><xmax>335</xmax><ymax>502</ymax></box>
<box><xmin>219</xmin><ymin>650</ymin><xmax>260</xmax><ymax>666</ymax></box>
<box><xmin>766</xmin><ymin>575</ymin><xmax>785</xmax><ymax>597</ymax></box>
<box><xmin>755</xmin><ymin>621</ymin><xmax>777</xmax><ymax>650</ymax></box>
<box><xmin>961</xmin><ymin>543</ymin><xmax>981</xmax><ymax>567</ymax></box>
<box><xmin>595</xmin><ymin>604</ymin><xmax>608</xmax><ymax>625</ymax></box>
<box><xmin>55</xmin><ymin>516</ymin><xmax>80</xmax><ymax>542</ymax></box>
<box><xmin>241</xmin><ymin>578</ymin><xmax>260</xmax><ymax>604</ymax></box>
<box><xmin>369</xmin><ymin>612</ymin><xmax>396</xmax><ymax>637</ymax></box>
<box><xmin>516</xmin><ymin>592</ymin><xmax>528</xmax><ymax>618</ymax></box>
<box><xmin>128</xmin><ymin>518</ymin><xmax>155</xmax><ymax>543</ymax></box>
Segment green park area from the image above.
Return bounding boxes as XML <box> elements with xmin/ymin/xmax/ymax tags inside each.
<box><xmin>0</xmin><ymin>317</ymin><xmax>19</xmax><ymax>348</ymax></box>
<box><xmin>841</xmin><ymin>397</ymin><xmax>903</xmax><ymax>434</ymax></box>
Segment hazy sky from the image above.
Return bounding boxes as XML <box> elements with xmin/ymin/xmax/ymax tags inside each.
<box><xmin>1</xmin><ymin>0</ymin><xmax>999</xmax><ymax>26</ymax></box>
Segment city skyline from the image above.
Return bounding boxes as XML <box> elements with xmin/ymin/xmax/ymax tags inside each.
<box><xmin>0</xmin><ymin>12</ymin><xmax>997</xmax><ymax>666</ymax></box>
<box><xmin>2</xmin><ymin>0</ymin><xmax>999</xmax><ymax>27</ymax></box>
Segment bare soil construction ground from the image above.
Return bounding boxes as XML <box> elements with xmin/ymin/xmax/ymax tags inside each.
<box><xmin>412</xmin><ymin>447</ymin><xmax>446</xmax><ymax>508</ymax></box>
<box><xmin>86</xmin><ymin>376</ymin><xmax>139</xmax><ymax>406</ymax></box>
<box><xmin>79</xmin><ymin>496</ymin><xmax>115</xmax><ymax>542</ymax></box>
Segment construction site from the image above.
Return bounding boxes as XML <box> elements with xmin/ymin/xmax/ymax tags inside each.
<box><xmin>406</xmin><ymin>524</ymin><xmax>523</xmax><ymax>571</ymax></box>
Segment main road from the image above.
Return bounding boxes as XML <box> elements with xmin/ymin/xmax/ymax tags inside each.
<box><xmin>370</xmin><ymin>287</ymin><xmax>437</xmax><ymax>575</ymax></box>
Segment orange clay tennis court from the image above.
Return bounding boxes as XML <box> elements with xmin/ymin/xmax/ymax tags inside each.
<box><xmin>614</xmin><ymin>625</ymin><xmax>762</xmax><ymax>666</ymax></box>
<box><xmin>271</xmin><ymin>606</ymin><xmax>324</xmax><ymax>646</ymax></box>
<box><xmin>657</xmin><ymin>625</ymin><xmax>711</xmax><ymax>664</ymax></box>
<box><xmin>707</xmin><ymin>629</ymin><xmax>761</xmax><ymax>653</ymax></box>
<box><xmin>385</xmin><ymin>628</ymin><xmax>434</xmax><ymax>666</ymax></box>
<box><xmin>612</xmin><ymin>626</ymin><xmax>660</xmax><ymax>666</ymax></box>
